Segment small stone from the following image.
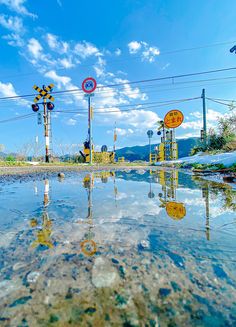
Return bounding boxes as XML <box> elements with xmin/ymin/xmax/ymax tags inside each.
<box><xmin>140</xmin><ymin>240</ymin><xmax>150</xmax><ymax>249</ymax></box>
<box><xmin>13</xmin><ymin>262</ymin><xmax>26</xmax><ymax>271</ymax></box>
<box><xmin>27</xmin><ymin>271</ymin><xmax>40</xmax><ymax>283</ymax></box>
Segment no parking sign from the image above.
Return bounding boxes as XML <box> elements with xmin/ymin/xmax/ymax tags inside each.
<box><xmin>82</xmin><ymin>77</ymin><xmax>97</xmax><ymax>94</ymax></box>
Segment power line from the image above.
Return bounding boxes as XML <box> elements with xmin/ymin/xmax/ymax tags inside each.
<box><xmin>0</xmin><ymin>98</ymin><xmax>199</xmax><ymax>124</ymax></box>
<box><xmin>207</xmin><ymin>98</ymin><xmax>235</xmax><ymax>108</ymax></box>
<box><xmin>0</xmin><ymin>66</ymin><xmax>236</xmax><ymax>102</ymax></box>
<box><xmin>0</xmin><ymin>113</ymin><xmax>35</xmax><ymax>124</ymax></box>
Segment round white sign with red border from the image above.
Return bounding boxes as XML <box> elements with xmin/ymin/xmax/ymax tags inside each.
<box><xmin>82</xmin><ymin>77</ymin><xmax>97</xmax><ymax>94</ymax></box>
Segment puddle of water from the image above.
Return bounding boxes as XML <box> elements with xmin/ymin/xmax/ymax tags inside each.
<box><xmin>0</xmin><ymin>169</ymin><xmax>236</xmax><ymax>326</ymax></box>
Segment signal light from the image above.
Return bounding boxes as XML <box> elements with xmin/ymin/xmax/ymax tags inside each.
<box><xmin>200</xmin><ymin>129</ymin><xmax>204</xmax><ymax>141</ymax></box>
<box><xmin>47</xmin><ymin>102</ymin><xmax>54</xmax><ymax>110</ymax></box>
<box><xmin>32</xmin><ymin>104</ymin><xmax>39</xmax><ymax>112</ymax></box>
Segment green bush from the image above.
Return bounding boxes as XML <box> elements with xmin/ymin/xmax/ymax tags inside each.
<box><xmin>5</xmin><ymin>155</ymin><xmax>16</xmax><ymax>162</ymax></box>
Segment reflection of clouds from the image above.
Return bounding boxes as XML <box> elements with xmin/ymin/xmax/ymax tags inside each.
<box><xmin>184</xmin><ymin>198</ymin><xmax>205</xmax><ymax>206</ymax></box>
<box><xmin>115</xmin><ymin>192</ymin><xmax>128</xmax><ymax>200</ymax></box>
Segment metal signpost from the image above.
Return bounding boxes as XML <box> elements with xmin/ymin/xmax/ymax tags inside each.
<box><xmin>147</xmin><ymin>130</ymin><xmax>154</xmax><ymax>163</ymax></box>
<box><xmin>156</xmin><ymin>109</ymin><xmax>184</xmax><ymax>162</ymax></box>
<box><xmin>82</xmin><ymin>77</ymin><xmax>97</xmax><ymax>165</ymax></box>
<box><xmin>32</xmin><ymin>84</ymin><xmax>55</xmax><ymax>163</ymax></box>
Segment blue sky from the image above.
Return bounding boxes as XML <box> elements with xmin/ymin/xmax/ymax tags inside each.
<box><xmin>0</xmin><ymin>0</ymin><xmax>236</xmax><ymax>154</ymax></box>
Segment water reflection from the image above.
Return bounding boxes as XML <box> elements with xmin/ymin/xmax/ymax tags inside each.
<box><xmin>0</xmin><ymin>169</ymin><xmax>236</xmax><ymax>326</ymax></box>
<box><xmin>31</xmin><ymin>179</ymin><xmax>54</xmax><ymax>249</ymax></box>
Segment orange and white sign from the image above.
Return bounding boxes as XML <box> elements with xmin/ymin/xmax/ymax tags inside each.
<box><xmin>166</xmin><ymin>201</ymin><xmax>186</xmax><ymax>220</ymax></box>
<box><xmin>164</xmin><ymin>110</ymin><xmax>184</xmax><ymax>128</ymax></box>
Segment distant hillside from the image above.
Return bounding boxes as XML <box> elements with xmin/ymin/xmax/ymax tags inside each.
<box><xmin>116</xmin><ymin>137</ymin><xmax>199</xmax><ymax>161</ymax></box>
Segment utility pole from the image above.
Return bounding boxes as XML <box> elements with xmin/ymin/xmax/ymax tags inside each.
<box><xmin>201</xmin><ymin>89</ymin><xmax>207</xmax><ymax>146</ymax></box>
<box><xmin>43</xmin><ymin>97</ymin><xmax>50</xmax><ymax>163</ymax></box>
<box><xmin>113</xmin><ymin>121</ymin><xmax>117</xmax><ymax>160</ymax></box>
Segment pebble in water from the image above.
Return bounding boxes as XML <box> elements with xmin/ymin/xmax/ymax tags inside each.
<box><xmin>92</xmin><ymin>257</ymin><xmax>120</xmax><ymax>288</ymax></box>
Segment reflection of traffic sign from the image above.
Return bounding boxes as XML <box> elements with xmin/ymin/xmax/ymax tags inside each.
<box><xmin>81</xmin><ymin>239</ymin><xmax>97</xmax><ymax>256</ymax></box>
<box><xmin>164</xmin><ymin>110</ymin><xmax>184</xmax><ymax>128</ymax></box>
<box><xmin>147</xmin><ymin>130</ymin><xmax>154</xmax><ymax>138</ymax></box>
<box><xmin>82</xmin><ymin>77</ymin><xmax>97</xmax><ymax>94</ymax></box>
<box><xmin>166</xmin><ymin>201</ymin><xmax>186</xmax><ymax>220</ymax></box>
<box><xmin>33</xmin><ymin>84</ymin><xmax>55</xmax><ymax>103</ymax></box>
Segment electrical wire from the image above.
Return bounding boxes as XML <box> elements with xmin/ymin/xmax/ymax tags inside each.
<box><xmin>0</xmin><ymin>113</ymin><xmax>35</xmax><ymax>124</ymax></box>
<box><xmin>0</xmin><ymin>97</ymin><xmax>199</xmax><ymax>124</ymax></box>
<box><xmin>0</xmin><ymin>66</ymin><xmax>236</xmax><ymax>102</ymax></box>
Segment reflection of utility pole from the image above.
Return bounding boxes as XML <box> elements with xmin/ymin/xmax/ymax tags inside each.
<box><xmin>202</xmin><ymin>185</ymin><xmax>210</xmax><ymax>241</ymax></box>
<box><xmin>81</xmin><ymin>173</ymin><xmax>97</xmax><ymax>256</ymax></box>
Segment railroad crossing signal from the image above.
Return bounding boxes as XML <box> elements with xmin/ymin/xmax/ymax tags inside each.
<box><xmin>33</xmin><ymin>84</ymin><xmax>55</xmax><ymax>103</ymax></box>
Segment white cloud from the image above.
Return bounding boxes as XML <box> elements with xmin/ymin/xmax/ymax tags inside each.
<box><xmin>44</xmin><ymin>70</ymin><xmax>85</xmax><ymax>104</ymax></box>
<box><xmin>190</xmin><ymin>111</ymin><xmax>202</xmax><ymax>119</ymax></box>
<box><xmin>107</xmin><ymin>128</ymin><xmax>134</xmax><ymax>136</ymax></box>
<box><xmin>0</xmin><ymin>0</ymin><xmax>37</xmax><ymax>18</ymax></box>
<box><xmin>207</xmin><ymin>109</ymin><xmax>223</xmax><ymax>122</ymax></box>
<box><xmin>0</xmin><ymin>14</ymin><xmax>24</xmax><ymax>32</ymax></box>
<box><xmin>58</xmin><ymin>57</ymin><xmax>74</xmax><ymax>69</ymax></box>
<box><xmin>74</xmin><ymin>41</ymin><xmax>100</xmax><ymax>58</ymax></box>
<box><xmin>127</xmin><ymin>40</ymin><xmax>160</xmax><ymax>62</ymax></box>
<box><xmin>114</xmin><ymin>78</ymin><xmax>147</xmax><ymax>101</ymax></box>
<box><xmin>44</xmin><ymin>70</ymin><xmax>71</xmax><ymax>88</ymax></box>
<box><xmin>128</xmin><ymin>41</ymin><xmax>142</xmax><ymax>54</ymax></box>
<box><xmin>181</xmin><ymin>120</ymin><xmax>202</xmax><ymax>130</ymax></box>
<box><xmin>0</xmin><ymin>80</ymin><xmax>29</xmax><ymax>106</ymax></box>
<box><xmin>46</xmin><ymin>33</ymin><xmax>69</xmax><ymax>54</ymax></box>
<box><xmin>27</xmin><ymin>38</ymin><xmax>43</xmax><ymax>59</ymax></box>
<box><xmin>2</xmin><ymin>32</ymin><xmax>24</xmax><ymax>46</ymax></box>
<box><xmin>66</xmin><ymin>118</ymin><xmax>77</xmax><ymax>126</ymax></box>
<box><xmin>115</xmin><ymin>48</ymin><xmax>121</xmax><ymax>56</ymax></box>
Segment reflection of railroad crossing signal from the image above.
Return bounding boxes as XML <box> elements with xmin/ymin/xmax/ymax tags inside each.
<box><xmin>32</xmin><ymin>84</ymin><xmax>55</xmax><ymax>163</ymax></box>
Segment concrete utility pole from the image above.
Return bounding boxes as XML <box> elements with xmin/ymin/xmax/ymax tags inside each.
<box><xmin>43</xmin><ymin>97</ymin><xmax>50</xmax><ymax>163</ymax></box>
<box><xmin>201</xmin><ymin>89</ymin><xmax>207</xmax><ymax>146</ymax></box>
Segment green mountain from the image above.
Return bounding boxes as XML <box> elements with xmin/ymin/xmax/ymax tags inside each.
<box><xmin>115</xmin><ymin>137</ymin><xmax>199</xmax><ymax>161</ymax></box>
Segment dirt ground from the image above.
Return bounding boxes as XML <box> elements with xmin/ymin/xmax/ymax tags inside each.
<box><xmin>0</xmin><ymin>164</ymin><xmax>152</xmax><ymax>177</ymax></box>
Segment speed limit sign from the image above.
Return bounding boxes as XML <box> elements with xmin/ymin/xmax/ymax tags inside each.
<box><xmin>82</xmin><ymin>77</ymin><xmax>97</xmax><ymax>94</ymax></box>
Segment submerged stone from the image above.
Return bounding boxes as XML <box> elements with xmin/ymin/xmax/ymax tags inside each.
<box><xmin>49</xmin><ymin>314</ymin><xmax>59</xmax><ymax>323</ymax></box>
<box><xmin>213</xmin><ymin>264</ymin><xmax>228</xmax><ymax>279</ymax></box>
<box><xmin>84</xmin><ymin>307</ymin><xmax>96</xmax><ymax>314</ymax></box>
<box><xmin>9</xmin><ymin>296</ymin><xmax>32</xmax><ymax>307</ymax></box>
<box><xmin>92</xmin><ymin>257</ymin><xmax>119</xmax><ymax>288</ymax></box>
<box><xmin>159</xmin><ymin>288</ymin><xmax>171</xmax><ymax>298</ymax></box>
<box><xmin>112</xmin><ymin>258</ymin><xmax>119</xmax><ymax>264</ymax></box>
